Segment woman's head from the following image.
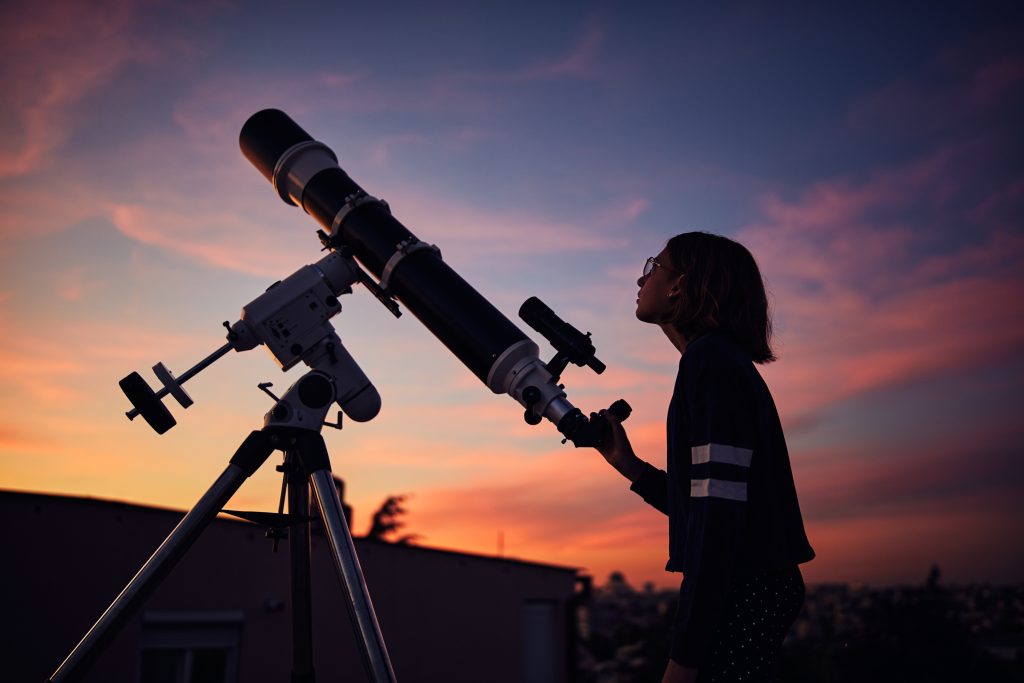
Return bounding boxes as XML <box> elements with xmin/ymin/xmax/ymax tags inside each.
<box><xmin>637</xmin><ymin>232</ymin><xmax>776</xmax><ymax>363</ymax></box>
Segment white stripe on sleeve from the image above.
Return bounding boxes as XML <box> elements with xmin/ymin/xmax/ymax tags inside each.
<box><xmin>691</xmin><ymin>443</ymin><xmax>753</xmax><ymax>468</ymax></box>
<box><xmin>690</xmin><ymin>478</ymin><xmax>748</xmax><ymax>502</ymax></box>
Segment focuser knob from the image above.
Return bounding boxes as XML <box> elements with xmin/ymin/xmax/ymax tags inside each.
<box><xmin>522</xmin><ymin>386</ymin><xmax>543</xmax><ymax>425</ymax></box>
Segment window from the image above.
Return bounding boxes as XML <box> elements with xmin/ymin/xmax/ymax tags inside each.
<box><xmin>522</xmin><ymin>600</ymin><xmax>559</xmax><ymax>683</ymax></box>
<box><xmin>137</xmin><ymin>610</ymin><xmax>243</xmax><ymax>683</ymax></box>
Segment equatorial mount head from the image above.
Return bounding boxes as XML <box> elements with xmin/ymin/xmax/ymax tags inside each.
<box><xmin>120</xmin><ymin>250</ymin><xmax>381</xmax><ymax>434</ymax></box>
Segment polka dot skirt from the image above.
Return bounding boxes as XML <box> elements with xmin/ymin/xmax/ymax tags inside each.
<box><xmin>700</xmin><ymin>566</ymin><xmax>805</xmax><ymax>682</ymax></box>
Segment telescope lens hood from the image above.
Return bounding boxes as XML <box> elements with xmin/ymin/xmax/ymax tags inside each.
<box><xmin>239</xmin><ymin>109</ymin><xmax>315</xmax><ymax>184</ymax></box>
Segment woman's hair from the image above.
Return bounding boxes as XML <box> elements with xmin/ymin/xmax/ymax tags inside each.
<box><xmin>663</xmin><ymin>232</ymin><xmax>776</xmax><ymax>363</ymax></box>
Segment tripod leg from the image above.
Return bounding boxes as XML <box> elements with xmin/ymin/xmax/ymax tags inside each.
<box><xmin>50</xmin><ymin>431</ymin><xmax>277</xmax><ymax>683</ymax></box>
<box><xmin>298</xmin><ymin>434</ymin><xmax>397</xmax><ymax>683</ymax></box>
<box><xmin>286</xmin><ymin>452</ymin><xmax>315</xmax><ymax>683</ymax></box>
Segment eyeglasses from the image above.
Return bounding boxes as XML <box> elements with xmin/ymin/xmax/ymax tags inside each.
<box><xmin>642</xmin><ymin>256</ymin><xmax>679</xmax><ymax>279</ymax></box>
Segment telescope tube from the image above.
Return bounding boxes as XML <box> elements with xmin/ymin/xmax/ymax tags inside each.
<box><xmin>238</xmin><ymin>110</ymin><xmax>633</xmax><ymax>446</ymax></box>
<box><xmin>240</xmin><ymin>109</ymin><xmax>538</xmax><ymax>393</ymax></box>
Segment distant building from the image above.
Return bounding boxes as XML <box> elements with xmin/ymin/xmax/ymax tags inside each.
<box><xmin>3</xmin><ymin>490</ymin><xmax>579</xmax><ymax>683</ymax></box>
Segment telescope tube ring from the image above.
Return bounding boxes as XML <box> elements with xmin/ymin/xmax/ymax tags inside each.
<box><xmin>379</xmin><ymin>238</ymin><xmax>441</xmax><ymax>292</ymax></box>
<box><xmin>329</xmin><ymin>192</ymin><xmax>389</xmax><ymax>236</ymax></box>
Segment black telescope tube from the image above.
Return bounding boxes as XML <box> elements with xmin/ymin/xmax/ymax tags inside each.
<box><xmin>240</xmin><ymin>110</ymin><xmax>532</xmax><ymax>388</ymax></box>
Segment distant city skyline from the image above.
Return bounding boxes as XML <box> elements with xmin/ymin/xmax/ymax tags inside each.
<box><xmin>1</xmin><ymin>1</ymin><xmax>1022</xmax><ymax>588</ymax></box>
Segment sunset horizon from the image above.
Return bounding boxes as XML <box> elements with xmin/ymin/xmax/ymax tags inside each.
<box><xmin>2</xmin><ymin>1</ymin><xmax>1022</xmax><ymax>596</ymax></box>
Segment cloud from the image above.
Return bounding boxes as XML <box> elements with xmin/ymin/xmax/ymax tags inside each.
<box><xmin>803</xmin><ymin>495</ymin><xmax>1024</xmax><ymax>585</ymax></box>
<box><xmin>847</xmin><ymin>43</ymin><xmax>1024</xmax><ymax>137</ymax></box>
<box><xmin>0</xmin><ymin>310</ymin><xmax>211</xmax><ymax>403</ymax></box>
<box><xmin>55</xmin><ymin>60</ymin><xmax>636</xmax><ymax>275</ymax></box>
<box><xmin>428</xmin><ymin>23</ymin><xmax>608</xmax><ymax>90</ymax></box>
<box><xmin>0</xmin><ymin>422</ymin><xmax>57</xmax><ymax>451</ymax></box>
<box><xmin>966</xmin><ymin>56</ymin><xmax>1024</xmax><ymax>108</ymax></box>
<box><xmin>510</xmin><ymin>25</ymin><xmax>606</xmax><ymax>81</ymax></box>
<box><xmin>56</xmin><ymin>265</ymin><xmax>106</xmax><ymax>302</ymax></box>
<box><xmin>108</xmin><ymin>202</ymin><xmax>310</xmax><ymax>279</ymax></box>
<box><xmin>385</xmin><ymin>21</ymin><xmax>613</xmax><ymax>116</ymax></box>
<box><xmin>796</xmin><ymin>424</ymin><xmax>1024</xmax><ymax>523</ymax></box>
<box><xmin>0</xmin><ymin>0</ymin><xmax>208</xmax><ymax>179</ymax></box>
<box><xmin>170</xmin><ymin>69</ymin><xmax>376</xmax><ymax>144</ymax></box>
<box><xmin>383</xmin><ymin>185</ymin><xmax>629</xmax><ymax>259</ymax></box>
<box><xmin>0</xmin><ymin>338</ymin><xmax>88</xmax><ymax>403</ymax></box>
<box><xmin>101</xmin><ymin>178</ymin><xmax>631</xmax><ymax>281</ymax></box>
<box><xmin>404</xmin><ymin>448</ymin><xmax>662</xmax><ymax>566</ymax></box>
<box><xmin>739</xmin><ymin>45</ymin><xmax>1024</xmax><ymax>427</ymax></box>
<box><xmin>740</xmin><ymin>140</ymin><xmax>1024</xmax><ymax>423</ymax></box>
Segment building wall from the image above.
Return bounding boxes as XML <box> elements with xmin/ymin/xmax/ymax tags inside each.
<box><xmin>3</xmin><ymin>491</ymin><xmax>577</xmax><ymax>683</ymax></box>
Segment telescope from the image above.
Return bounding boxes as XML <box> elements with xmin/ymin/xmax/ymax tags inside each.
<box><xmin>50</xmin><ymin>111</ymin><xmax>632</xmax><ymax>683</ymax></box>
<box><xmin>239</xmin><ymin>109</ymin><xmax>629</xmax><ymax>446</ymax></box>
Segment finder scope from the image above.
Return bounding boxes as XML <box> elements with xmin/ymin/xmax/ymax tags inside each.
<box><xmin>519</xmin><ymin>296</ymin><xmax>606</xmax><ymax>377</ymax></box>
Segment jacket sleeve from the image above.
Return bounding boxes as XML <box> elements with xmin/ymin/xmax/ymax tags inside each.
<box><xmin>629</xmin><ymin>461</ymin><xmax>670</xmax><ymax>515</ymax></box>
<box><xmin>670</xmin><ymin>354</ymin><xmax>753</xmax><ymax>667</ymax></box>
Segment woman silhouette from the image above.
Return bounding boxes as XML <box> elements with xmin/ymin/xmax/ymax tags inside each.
<box><xmin>595</xmin><ymin>232</ymin><xmax>815</xmax><ymax>683</ymax></box>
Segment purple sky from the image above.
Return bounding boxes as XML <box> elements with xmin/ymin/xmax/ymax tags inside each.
<box><xmin>1</xmin><ymin>1</ymin><xmax>1022</xmax><ymax>588</ymax></box>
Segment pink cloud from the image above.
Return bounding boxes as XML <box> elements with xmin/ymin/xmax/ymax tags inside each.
<box><xmin>847</xmin><ymin>49</ymin><xmax>1023</xmax><ymax>135</ymax></box>
<box><xmin>0</xmin><ymin>423</ymin><xmax>56</xmax><ymax>450</ymax></box>
<box><xmin>390</xmin><ymin>400</ymin><xmax>1024</xmax><ymax>587</ymax></box>
<box><xmin>0</xmin><ymin>334</ymin><xmax>88</xmax><ymax>402</ymax></box>
<box><xmin>55</xmin><ymin>265</ymin><xmax>106</xmax><ymax>302</ymax></box>
<box><xmin>108</xmin><ymin>203</ymin><xmax>310</xmax><ymax>278</ymax></box>
<box><xmin>966</xmin><ymin>56</ymin><xmax>1024</xmax><ymax>108</ymax></box>
<box><xmin>603</xmin><ymin>196</ymin><xmax>651</xmax><ymax>225</ymax></box>
<box><xmin>761</xmin><ymin>269</ymin><xmax>1024</xmax><ymax>420</ymax></box>
<box><xmin>795</xmin><ymin>423</ymin><xmax>1022</xmax><ymax>522</ymax></box>
<box><xmin>169</xmin><ymin>68</ymin><xmax>373</xmax><ymax>144</ymax></box>
<box><xmin>366</xmin><ymin>133</ymin><xmax>429</xmax><ymax>167</ymax></box>
<box><xmin>0</xmin><ymin>307</ymin><xmax>211</xmax><ymax>404</ymax></box>
<box><xmin>0</xmin><ymin>0</ymin><xmax>202</xmax><ymax>179</ymax></box>
<box><xmin>802</xmin><ymin>497</ymin><xmax>1024</xmax><ymax>585</ymax></box>
<box><xmin>408</xmin><ymin>22</ymin><xmax>613</xmax><ymax>114</ymax></box>
<box><xmin>43</xmin><ymin>60</ymin><xmax>634</xmax><ymax>273</ymax></box>
<box><xmin>0</xmin><ymin>180</ymin><xmax>104</xmax><ymax>240</ymax></box>
<box><xmin>100</xmin><ymin>177</ymin><xmax>628</xmax><ymax>280</ymax></box>
<box><xmin>740</xmin><ymin>145</ymin><xmax>1024</xmax><ymax>423</ymax></box>
<box><xmin>363</xmin><ymin>185</ymin><xmax>628</xmax><ymax>261</ymax></box>
<box><xmin>511</xmin><ymin>25</ymin><xmax>606</xmax><ymax>81</ymax></box>
<box><xmin>427</xmin><ymin>23</ymin><xmax>608</xmax><ymax>90</ymax></box>
<box><xmin>405</xmin><ymin>449</ymin><xmax>662</xmax><ymax>568</ymax></box>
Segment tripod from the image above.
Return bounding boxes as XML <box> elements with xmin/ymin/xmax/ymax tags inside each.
<box><xmin>50</xmin><ymin>370</ymin><xmax>397</xmax><ymax>683</ymax></box>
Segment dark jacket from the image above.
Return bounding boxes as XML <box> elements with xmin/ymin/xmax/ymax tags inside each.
<box><xmin>630</xmin><ymin>331</ymin><xmax>814</xmax><ymax>666</ymax></box>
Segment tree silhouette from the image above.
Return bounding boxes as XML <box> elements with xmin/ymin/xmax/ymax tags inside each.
<box><xmin>365</xmin><ymin>494</ymin><xmax>420</xmax><ymax>544</ymax></box>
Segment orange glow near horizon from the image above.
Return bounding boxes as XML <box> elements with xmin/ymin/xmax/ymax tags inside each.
<box><xmin>2</xmin><ymin>1</ymin><xmax>1023</xmax><ymax>591</ymax></box>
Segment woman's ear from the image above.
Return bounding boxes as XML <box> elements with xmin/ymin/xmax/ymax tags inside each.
<box><xmin>668</xmin><ymin>275</ymin><xmax>685</xmax><ymax>298</ymax></box>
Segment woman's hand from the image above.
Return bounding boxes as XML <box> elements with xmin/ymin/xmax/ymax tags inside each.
<box><xmin>592</xmin><ymin>408</ymin><xmax>646</xmax><ymax>482</ymax></box>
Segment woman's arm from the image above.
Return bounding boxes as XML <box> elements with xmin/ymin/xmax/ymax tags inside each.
<box><xmin>594</xmin><ymin>409</ymin><xmax>671</xmax><ymax>515</ymax></box>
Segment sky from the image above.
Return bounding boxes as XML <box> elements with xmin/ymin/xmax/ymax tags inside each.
<box><xmin>1</xmin><ymin>1</ymin><xmax>1022</xmax><ymax>590</ymax></box>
